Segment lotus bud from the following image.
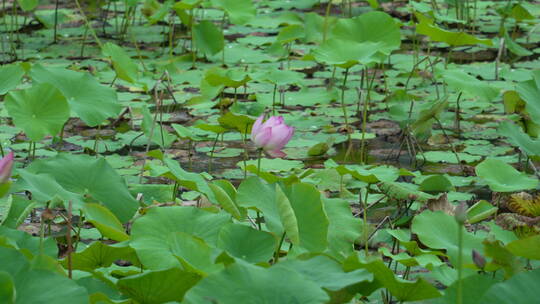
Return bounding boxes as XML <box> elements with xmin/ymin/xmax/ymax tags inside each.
<box><xmin>472</xmin><ymin>249</ymin><xmax>486</xmax><ymax>269</ymax></box>
<box><xmin>250</xmin><ymin>115</ymin><xmax>294</xmax><ymax>158</ymax></box>
<box><xmin>0</xmin><ymin>151</ymin><xmax>14</xmax><ymax>184</ymax></box>
<box><xmin>454</xmin><ymin>202</ymin><xmax>468</xmax><ymax>224</ymax></box>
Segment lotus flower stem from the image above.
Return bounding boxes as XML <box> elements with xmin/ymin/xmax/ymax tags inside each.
<box><xmin>362</xmin><ymin>185</ymin><xmax>370</xmax><ymax>255</ymax></box>
<box><xmin>208</xmin><ymin>134</ymin><xmax>220</xmax><ymax>174</ymax></box>
<box><xmin>67</xmin><ymin>200</ymin><xmax>73</xmax><ymax>279</ymax></box>
<box><xmin>455</xmin><ymin>202</ymin><xmax>467</xmax><ymax>304</ymax></box>
<box><xmin>274</xmin><ymin>232</ymin><xmax>286</xmax><ymax>263</ymax></box>
<box><xmin>272</xmin><ymin>84</ymin><xmax>277</xmax><ymax>115</ymax></box>
<box><xmin>456</xmin><ymin>223</ymin><xmax>464</xmax><ymax>304</ymax></box>
<box><xmin>53</xmin><ymin>0</ymin><xmax>59</xmax><ymax>43</ymax></box>
<box><xmin>340</xmin><ymin>68</ymin><xmax>350</xmax><ymax>131</ymax></box>
<box><xmin>322</xmin><ymin>1</ymin><xmax>333</xmax><ymax>43</ymax></box>
<box><xmin>341</xmin><ymin>68</ymin><xmax>352</xmax><ymax>162</ymax></box>
<box><xmin>74</xmin><ymin>0</ymin><xmax>103</xmax><ymax>48</ymax></box>
<box><xmin>257</xmin><ymin>148</ymin><xmax>263</xmax><ymax>175</ymax></box>
<box><xmin>359</xmin><ymin>67</ymin><xmax>376</xmax><ymax>164</ymax></box>
<box><xmin>256</xmin><ymin>211</ymin><xmax>262</xmax><ymax>230</ymax></box>
<box><xmin>188</xmin><ymin>139</ymin><xmax>193</xmax><ymax>171</ymax></box>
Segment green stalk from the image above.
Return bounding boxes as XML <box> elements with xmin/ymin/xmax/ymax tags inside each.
<box><xmin>363</xmin><ymin>185</ymin><xmax>370</xmax><ymax>255</ymax></box>
<box><xmin>188</xmin><ymin>139</ymin><xmax>193</xmax><ymax>170</ymax></box>
<box><xmin>93</xmin><ymin>125</ymin><xmax>101</xmax><ymax>154</ymax></box>
<box><xmin>80</xmin><ymin>26</ymin><xmax>89</xmax><ymax>57</ymax></box>
<box><xmin>359</xmin><ymin>66</ymin><xmax>377</xmax><ymax>164</ymax></box>
<box><xmin>257</xmin><ymin>148</ymin><xmax>263</xmax><ymax>175</ymax></box>
<box><xmin>322</xmin><ymin>0</ymin><xmax>333</xmax><ymax>43</ymax></box>
<box><xmin>242</xmin><ymin>125</ymin><xmax>249</xmax><ymax>179</ymax></box>
<box><xmin>274</xmin><ymin>232</ymin><xmax>286</xmax><ymax>263</ymax></box>
<box><xmin>457</xmin><ymin>223</ymin><xmax>464</xmax><ymax>304</ymax></box>
<box><xmin>66</xmin><ymin>200</ymin><xmax>73</xmax><ymax>279</ymax></box>
<box><xmin>208</xmin><ymin>133</ymin><xmax>220</xmax><ymax>174</ymax></box>
<box><xmin>53</xmin><ymin>0</ymin><xmax>60</xmax><ymax>43</ymax></box>
<box><xmin>221</xmin><ymin>13</ymin><xmax>227</xmax><ymax>65</ymax></box>
<box><xmin>39</xmin><ymin>211</ymin><xmax>45</xmax><ymax>254</ymax></box>
<box><xmin>74</xmin><ymin>0</ymin><xmax>103</xmax><ymax>48</ymax></box>
<box><xmin>272</xmin><ymin>84</ymin><xmax>277</xmax><ymax>115</ymax></box>
<box><xmin>168</xmin><ymin>12</ymin><xmax>175</xmax><ymax>56</ymax></box>
<box><xmin>255</xmin><ymin>148</ymin><xmax>264</xmax><ymax>231</ymax></box>
<box><xmin>340</xmin><ymin>67</ymin><xmax>351</xmax><ymax>141</ymax></box>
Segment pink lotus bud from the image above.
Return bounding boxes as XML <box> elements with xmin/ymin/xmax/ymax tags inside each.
<box><xmin>251</xmin><ymin>115</ymin><xmax>294</xmax><ymax>158</ymax></box>
<box><xmin>472</xmin><ymin>249</ymin><xmax>486</xmax><ymax>269</ymax></box>
<box><xmin>454</xmin><ymin>202</ymin><xmax>468</xmax><ymax>224</ymax></box>
<box><xmin>0</xmin><ymin>151</ymin><xmax>14</xmax><ymax>184</ymax></box>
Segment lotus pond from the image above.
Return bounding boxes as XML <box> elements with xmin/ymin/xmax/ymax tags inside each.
<box><xmin>0</xmin><ymin>0</ymin><xmax>540</xmax><ymax>303</ymax></box>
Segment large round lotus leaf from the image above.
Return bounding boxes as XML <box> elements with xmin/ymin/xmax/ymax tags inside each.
<box><xmin>183</xmin><ymin>261</ymin><xmax>329</xmax><ymax>304</ymax></box>
<box><xmin>412</xmin><ymin>210</ymin><xmax>485</xmax><ymax>266</ymax></box>
<box><xmin>274</xmin><ymin>255</ymin><xmax>373</xmax><ymax>291</ymax></box>
<box><xmin>430</xmin><ymin>273</ymin><xmax>496</xmax><ymax>304</ymax></box>
<box><xmin>0</xmin><ymin>247</ymin><xmax>88</xmax><ymax>304</ymax></box>
<box><xmin>0</xmin><ymin>63</ymin><xmax>25</xmax><ymax>95</ymax></box>
<box><xmin>211</xmin><ymin>0</ymin><xmax>255</xmax><ymax>25</ymax></box>
<box><xmin>29</xmin><ymin>64</ymin><xmax>121</xmax><ymax>127</ymax></box>
<box><xmin>498</xmin><ymin>121</ymin><xmax>540</xmax><ymax>156</ymax></box>
<box><xmin>330</xmin><ymin>11</ymin><xmax>401</xmax><ymax>53</ymax></box>
<box><xmin>475</xmin><ymin>158</ymin><xmax>538</xmax><ymax>192</ymax></box>
<box><xmin>311</xmin><ymin>39</ymin><xmax>381</xmax><ymax>67</ymax></box>
<box><xmin>4</xmin><ymin>83</ymin><xmax>69</xmax><ymax>142</ymax></box>
<box><xmin>24</xmin><ymin>154</ymin><xmax>139</xmax><ymax>223</ymax></box>
<box><xmin>217</xmin><ymin>223</ymin><xmax>277</xmax><ymax>263</ymax></box>
<box><xmin>0</xmin><ymin>271</ymin><xmax>15</xmax><ymax>304</ymax></box>
<box><xmin>130</xmin><ymin>206</ymin><xmax>231</xmax><ymax>270</ymax></box>
<box><xmin>480</xmin><ymin>268</ymin><xmax>540</xmax><ymax>303</ymax></box>
<box><xmin>117</xmin><ymin>267</ymin><xmax>201</xmax><ymax>303</ymax></box>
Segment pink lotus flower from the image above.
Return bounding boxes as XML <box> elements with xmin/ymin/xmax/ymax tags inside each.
<box><xmin>0</xmin><ymin>151</ymin><xmax>14</xmax><ymax>184</ymax></box>
<box><xmin>251</xmin><ymin>115</ymin><xmax>294</xmax><ymax>158</ymax></box>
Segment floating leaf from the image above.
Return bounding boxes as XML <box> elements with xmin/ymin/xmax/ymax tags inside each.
<box><xmin>440</xmin><ymin>68</ymin><xmax>499</xmax><ymax>102</ymax></box>
<box><xmin>416</xmin><ymin>13</ymin><xmax>492</xmax><ymax>46</ymax></box>
<box><xmin>475</xmin><ymin>159</ymin><xmax>538</xmax><ymax>192</ymax></box>
<box><xmin>498</xmin><ymin>121</ymin><xmax>540</xmax><ymax>156</ymax></box>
